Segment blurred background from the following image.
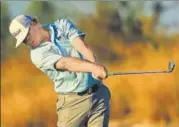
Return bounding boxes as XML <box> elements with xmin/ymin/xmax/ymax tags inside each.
<box><xmin>1</xmin><ymin>1</ymin><xmax>179</xmax><ymax>127</ymax></box>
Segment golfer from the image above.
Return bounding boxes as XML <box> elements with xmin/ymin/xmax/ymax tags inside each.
<box><xmin>9</xmin><ymin>15</ymin><xmax>111</xmax><ymax>127</ymax></box>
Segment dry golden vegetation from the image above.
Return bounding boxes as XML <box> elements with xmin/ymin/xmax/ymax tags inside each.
<box><xmin>1</xmin><ymin>34</ymin><xmax>179</xmax><ymax>127</ymax></box>
<box><xmin>1</xmin><ymin>2</ymin><xmax>179</xmax><ymax>126</ymax></box>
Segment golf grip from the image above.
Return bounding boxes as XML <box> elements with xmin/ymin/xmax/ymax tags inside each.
<box><xmin>107</xmin><ymin>71</ymin><xmax>169</xmax><ymax>76</ymax></box>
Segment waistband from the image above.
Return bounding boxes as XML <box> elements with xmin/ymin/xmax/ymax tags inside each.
<box><xmin>59</xmin><ymin>83</ymin><xmax>100</xmax><ymax>96</ymax></box>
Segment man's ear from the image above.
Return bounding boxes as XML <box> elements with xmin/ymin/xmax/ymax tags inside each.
<box><xmin>31</xmin><ymin>21</ymin><xmax>37</xmax><ymax>26</ymax></box>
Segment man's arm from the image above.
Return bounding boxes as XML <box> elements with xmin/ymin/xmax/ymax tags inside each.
<box><xmin>71</xmin><ymin>37</ymin><xmax>108</xmax><ymax>79</ymax></box>
<box><xmin>58</xmin><ymin>19</ymin><xmax>107</xmax><ymax>79</ymax></box>
<box><xmin>55</xmin><ymin>57</ymin><xmax>107</xmax><ymax>79</ymax></box>
<box><xmin>71</xmin><ymin>36</ymin><xmax>97</xmax><ymax>63</ymax></box>
<box><xmin>59</xmin><ymin>19</ymin><xmax>97</xmax><ymax>63</ymax></box>
<box><xmin>55</xmin><ymin>57</ymin><xmax>96</xmax><ymax>72</ymax></box>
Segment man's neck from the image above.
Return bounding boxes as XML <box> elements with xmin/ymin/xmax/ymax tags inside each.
<box><xmin>41</xmin><ymin>28</ymin><xmax>51</xmax><ymax>43</ymax></box>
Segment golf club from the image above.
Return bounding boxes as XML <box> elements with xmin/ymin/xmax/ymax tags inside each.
<box><xmin>107</xmin><ymin>61</ymin><xmax>175</xmax><ymax>76</ymax></box>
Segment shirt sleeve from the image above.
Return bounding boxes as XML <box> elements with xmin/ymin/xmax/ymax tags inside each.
<box><xmin>60</xmin><ymin>19</ymin><xmax>86</xmax><ymax>42</ymax></box>
<box><xmin>31</xmin><ymin>45</ymin><xmax>62</xmax><ymax>71</ymax></box>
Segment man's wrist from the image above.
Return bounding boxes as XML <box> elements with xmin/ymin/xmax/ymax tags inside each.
<box><xmin>91</xmin><ymin>63</ymin><xmax>99</xmax><ymax>73</ymax></box>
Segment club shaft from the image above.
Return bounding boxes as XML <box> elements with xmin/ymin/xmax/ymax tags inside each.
<box><xmin>108</xmin><ymin>70</ymin><xmax>170</xmax><ymax>76</ymax></box>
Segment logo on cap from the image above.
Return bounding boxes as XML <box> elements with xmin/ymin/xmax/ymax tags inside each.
<box><xmin>12</xmin><ymin>29</ymin><xmax>21</xmax><ymax>37</ymax></box>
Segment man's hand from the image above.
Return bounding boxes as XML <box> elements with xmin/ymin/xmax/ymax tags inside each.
<box><xmin>92</xmin><ymin>64</ymin><xmax>108</xmax><ymax>80</ymax></box>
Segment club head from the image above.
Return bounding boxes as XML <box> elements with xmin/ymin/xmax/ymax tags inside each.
<box><xmin>168</xmin><ymin>61</ymin><xmax>175</xmax><ymax>72</ymax></box>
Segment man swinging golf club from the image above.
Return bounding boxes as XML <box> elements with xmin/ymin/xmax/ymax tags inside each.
<box><xmin>9</xmin><ymin>15</ymin><xmax>111</xmax><ymax>127</ymax></box>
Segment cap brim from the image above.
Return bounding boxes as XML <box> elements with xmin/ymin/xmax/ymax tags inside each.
<box><xmin>15</xmin><ymin>27</ymin><xmax>29</xmax><ymax>48</ymax></box>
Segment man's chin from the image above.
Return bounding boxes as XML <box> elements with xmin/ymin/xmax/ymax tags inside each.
<box><xmin>31</xmin><ymin>42</ymin><xmax>40</xmax><ymax>48</ymax></box>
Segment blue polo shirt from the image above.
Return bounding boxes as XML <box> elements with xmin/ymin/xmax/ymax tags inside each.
<box><xmin>30</xmin><ymin>19</ymin><xmax>101</xmax><ymax>93</ymax></box>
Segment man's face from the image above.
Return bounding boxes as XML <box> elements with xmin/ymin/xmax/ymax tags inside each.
<box><xmin>23</xmin><ymin>22</ymin><xmax>42</xmax><ymax>47</ymax></box>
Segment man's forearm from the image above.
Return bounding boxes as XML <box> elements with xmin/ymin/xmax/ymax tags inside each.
<box><xmin>71</xmin><ymin>37</ymin><xmax>98</xmax><ymax>63</ymax></box>
<box><xmin>55</xmin><ymin>57</ymin><xmax>97</xmax><ymax>73</ymax></box>
<box><xmin>83</xmin><ymin>48</ymin><xmax>97</xmax><ymax>63</ymax></box>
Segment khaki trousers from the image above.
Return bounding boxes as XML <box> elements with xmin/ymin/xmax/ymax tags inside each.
<box><xmin>56</xmin><ymin>84</ymin><xmax>111</xmax><ymax>127</ymax></box>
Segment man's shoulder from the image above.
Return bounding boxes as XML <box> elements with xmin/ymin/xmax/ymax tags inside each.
<box><xmin>54</xmin><ymin>18</ymin><xmax>70</xmax><ymax>24</ymax></box>
<box><xmin>53</xmin><ymin>18</ymin><xmax>73</xmax><ymax>28</ymax></box>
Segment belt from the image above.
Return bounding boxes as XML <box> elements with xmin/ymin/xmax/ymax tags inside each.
<box><xmin>60</xmin><ymin>83</ymin><xmax>99</xmax><ymax>96</ymax></box>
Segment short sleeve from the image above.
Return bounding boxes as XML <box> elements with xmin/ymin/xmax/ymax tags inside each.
<box><xmin>60</xmin><ymin>19</ymin><xmax>85</xmax><ymax>42</ymax></box>
<box><xmin>30</xmin><ymin>44</ymin><xmax>62</xmax><ymax>71</ymax></box>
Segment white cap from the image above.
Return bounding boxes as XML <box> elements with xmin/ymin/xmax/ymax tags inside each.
<box><xmin>9</xmin><ymin>15</ymin><xmax>33</xmax><ymax>47</ymax></box>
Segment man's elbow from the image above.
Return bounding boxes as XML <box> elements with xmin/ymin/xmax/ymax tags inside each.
<box><xmin>55</xmin><ymin>57</ymin><xmax>69</xmax><ymax>70</ymax></box>
<box><xmin>55</xmin><ymin>57</ymin><xmax>79</xmax><ymax>71</ymax></box>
